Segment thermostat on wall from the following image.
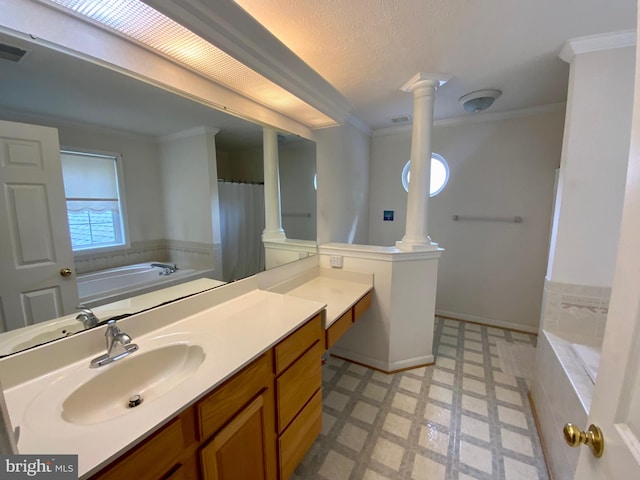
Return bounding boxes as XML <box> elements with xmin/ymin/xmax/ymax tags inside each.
<box><xmin>383</xmin><ymin>210</ymin><xmax>394</xmax><ymax>221</ymax></box>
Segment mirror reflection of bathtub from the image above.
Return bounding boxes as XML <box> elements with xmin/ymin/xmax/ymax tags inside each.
<box><xmin>0</xmin><ymin>275</ymin><xmax>225</xmax><ymax>356</ymax></box>
<box><xmin>77</xmin><ymin>262</ymin><xmax>216</xmax><ymax>307</ymax></box>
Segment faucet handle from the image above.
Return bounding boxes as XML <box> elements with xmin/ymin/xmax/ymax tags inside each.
<box><xmin>76</xmin><ymin>306</ymin><xmax>99</xmax><ymax>328</ymax></box>
<box><xmin>105</xmin><ymin>319</ymin><xmax>118</xmax><ymax>330</ymax></box>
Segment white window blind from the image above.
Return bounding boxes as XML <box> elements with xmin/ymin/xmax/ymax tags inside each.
<box><xmin>61</xmin><ymin>150</ymin><xmax>126</xmax><ymax>251</ymax></box>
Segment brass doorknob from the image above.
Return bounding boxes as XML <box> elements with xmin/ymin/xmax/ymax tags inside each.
<box><xmin>59</xmin><ymin>267</ymin><xmax>73</xmax><ymax>277</ymax></box>
<box><xmin>563</xmin><ymin>423</ymin><xmax>604</xmax><ymax>458</ymax></box>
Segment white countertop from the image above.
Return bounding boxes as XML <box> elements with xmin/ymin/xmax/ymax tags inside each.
<box><xmin>267</xmin><ymin>268</ymin><xmax>373</xmax><ymax>328</ymax></box>
<box><xmin>3</xmin><ymin>289</ymin><xmax>325</xmax><ymax>478</ymax></box>
<box><xmin>285</xmin><ymin>276</ymin><xmax>372</xmax><ymax>328</ymax></box>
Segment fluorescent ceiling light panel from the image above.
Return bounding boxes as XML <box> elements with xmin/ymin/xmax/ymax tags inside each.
<box><xmin>45</xmin><ymin>0</ymin><xmax>336</xmax><ymax>127</ymax></box>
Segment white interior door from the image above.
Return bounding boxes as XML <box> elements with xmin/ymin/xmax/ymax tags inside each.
<box><xmin>573</xmin><ymin>13</ymin><xmax>640</xmax><ymax>479</ymax></box>
<box><xmin>0</xmin><ymin>120</ymin><xmax>78</xmax><ymax>332</ymax></box>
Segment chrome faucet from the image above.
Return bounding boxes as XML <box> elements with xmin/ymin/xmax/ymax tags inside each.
<box><xmin>90</xmin><ymin>319</ymin><xmax>138</xmax><ymax>368</ymax></box>
<box><xmin>150</xmin><ymin>262</ymin><xmax>178</xmax><ymax>276</ymax></box>
<box><xmin>76</xmin><ymin>307</ymin><xmax>99</xmax><ymax>329</ymax></box>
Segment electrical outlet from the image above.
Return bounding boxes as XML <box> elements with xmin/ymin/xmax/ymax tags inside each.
<box><xmin>330</xmin><ymin>255</ymin><xmax>343</xmax><ymax>268</ymax></box>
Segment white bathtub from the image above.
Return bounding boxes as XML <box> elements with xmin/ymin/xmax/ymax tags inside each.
<box><xmin>77</xmin><ymin>262</ymin><xmax>212</xmax><ymax>306</ymax></box>
<box><xmin>569</xmin><ymin>342</ymin><xmax>601</xmax><ymax>384</ymax></box>
<box><xmin>532</xmin><ymin>330</ymin><xmax>602</xmax><ymax>480</ymax></box>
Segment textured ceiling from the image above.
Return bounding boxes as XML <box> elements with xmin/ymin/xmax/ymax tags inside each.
<box><xmin>234</xmin><ymin>0</ymin><xmax>637</xmax><ymax>129</ymax></box>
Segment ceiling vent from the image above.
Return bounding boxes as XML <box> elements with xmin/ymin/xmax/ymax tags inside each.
<box><xmin>0</xmin><ymin>43</ymin><xmax>27</xmax><ymax>63</ymax></box>
<box><xmin>390</xmin><ymin>114</ymin><xmax>412</xmax><ymax>124</ymax></box>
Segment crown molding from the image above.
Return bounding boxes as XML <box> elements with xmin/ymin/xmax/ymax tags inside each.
<box><xmin>559</xmin><ymin>30</ymin><xmax>636</xmax><ymax>63</ymax></box>
<box><xmin>372</xmin><ymin>102</ymin><xmax>566</xmax><ymax>137</ymax></box>
<box><xmin>144</xmin><ymin>0</ymin><xmax>352</xmax><ymax>125</ymax></box>
<box><xmin>345</xmin><ymin>114</ymin><xmax>373</xmax><ymax>136</ymax></box>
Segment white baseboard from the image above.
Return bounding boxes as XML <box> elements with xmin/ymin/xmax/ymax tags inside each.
<box><xmin>330</xmin><ymin>348</ymin><xmax>434</xmax><ymax>373</ymax></box>
<box><xmin>435</xmin><ymin>309</ymin><xmax>539</xmax><ymax>334</ymax></box>
<box><xmin>388</xmin><ymin>354</ymin><xmax>435</xmax><ymax>371</ymax></box>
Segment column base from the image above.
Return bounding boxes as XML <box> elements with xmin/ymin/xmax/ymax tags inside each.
<box><xmin>395</xmin><ymin>239</ymin><xmax>439</xmax><ymax>252</ymax></box>
<box><xmin>262</xmin><ymin>230</ymin><xmax>287</xmax><ymax>242</ymax></box>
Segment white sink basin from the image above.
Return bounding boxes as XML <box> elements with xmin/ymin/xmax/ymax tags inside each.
<box><xmin>61</xmin><ymin>343</ymin><xmax>205</xmax><ymax>425</ymax></box>
<box><xmin>0</xmin><ymin>318</ymin><xmax>85</xmax><ymax>356</ymax></box>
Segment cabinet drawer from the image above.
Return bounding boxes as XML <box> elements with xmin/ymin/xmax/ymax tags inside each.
<box><xmin>278</xmin><ymin>389</ymin><xmax>322</xmax><ymax>480</ymax></box>
<box><xmin>276</xmin><ymin>340</ymin><xmax>322</xmax><ymax>433</ymax></box>
<box><xmin>197</xmin><ymin>353</ymin><xmax>270</xmax><ymax>440</ymax></box>
<box><xmin>92</xmin><ymin>417</ymin><xmax>183</xmax><ymax>480</ymax></box>
<box><xmin>274</xmin><ymin>314</ymin><xmax>322</xmax><ymax>375</ymax></box>
<box><xmin>353</xmin><ymin>291</ymin><xmax>372</xmax><ymax>321</ymax></box>
<box><xmin>326</xmin><ymin>309</ymin><xmax>353</xmax><ymax>349</ymax></box>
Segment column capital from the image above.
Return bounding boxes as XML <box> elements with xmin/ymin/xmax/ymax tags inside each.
<box><xmin>400</xmin><ymin>72</ymin><xmax>451</xmax><ymax>93</ymax></box>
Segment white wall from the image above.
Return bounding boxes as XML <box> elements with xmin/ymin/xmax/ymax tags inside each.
<box><xmin>547</xmin><ymin>47</ymin><xmax>634</xmax><ymax>287</ymax></box>
<box><xmin>158</xmin><ymin>129</ymin><xmax>216</xmax><ymax>244</ymax></box>
<box><xmin>279</xmin><ymin>140</ymin><xmax>317</xmax><ymax>241</ymax></box>
<box><xmin>314</xmin><ymin>122</ymin><xmax>371</xmax><ymax>245</ymax></box>
<box><xmin>369</xmin><ymin>110</ymin><xmax>565</xmax><ymax>331</ymax></box>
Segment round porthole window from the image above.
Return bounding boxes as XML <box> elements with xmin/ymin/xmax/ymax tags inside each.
<box><xmin>401</xmin><ymin>153</ymin><xmax>449</xmax><ymax>197</ymax></box>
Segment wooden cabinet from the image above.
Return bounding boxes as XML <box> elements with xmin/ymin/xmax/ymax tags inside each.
<box><xmin>354</xmin><ymin>291</ymin><xmax>372</xmax><ymax>321</ymax></box>
<box><xmin>274</xmin><ymin>314</ymin><xmax>322</xmax><ymax>374</ymax></box>
<box><xmin>273</xmin><ymin>314</ymin><xmax>324</xmax><ymax>480</ymax></box>
<box><xmin>326</xmin><ymin>309</ymin><xmax>353</xmax><ymax>349</ymax></box>
<box><xmin>89</xmin><ymin>354</ymin><xmax>276</xmax><ymax>480</ymax></box>
<box><xmin>325</xmin><ymin>290</ymin><xmax>373</xmax><ymax>349</ymax></box>
<box><xmin>200</xmin><ymin>393</ymin><xmax>272</xmax><ymax>480</ymax></box>
<box><xmin>276</xmin><ymin>340</ymin><xmax>323</xmax><ymax>432</ymax></box>
<box><xmin>162</xmin><ymin>464</ymin><xmax>188</xmax><ymax>480</ymax></box>
<box><xmin>197</xmin><ymin>354</ymin><xmax>276</xmax><ymax>480</ymax></box>
<box><xmin>197</xmin><ymin>354</ymin><xmax>271</xmax><ymax>441</ymax></box>
<box><xmin>278</xmin><ymin>389</ymin><xmax>322</xmax><ymax>480</ymax></box>
<box><xmin>90</xmin><ymin>417</ymin><xmax>187</xmax><ymax>480</ymax></box>
<box><xmin>89</xmin><ymin>310</ymin><xmax>350</xmax><ymax>480</ymax></box>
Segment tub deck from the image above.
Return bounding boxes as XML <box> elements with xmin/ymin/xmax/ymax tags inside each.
<box><xmin>77</xmin><ymin>262</ymin><xmax>214</xmax><ymax>306</ymax></box>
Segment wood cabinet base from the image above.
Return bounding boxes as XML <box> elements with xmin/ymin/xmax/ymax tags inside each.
<box><xmin>278</xmin><ymin>390</ymin><xmax>322</xmax><ymax>480</ymax></box>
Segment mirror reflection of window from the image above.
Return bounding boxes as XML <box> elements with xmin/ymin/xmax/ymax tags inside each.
<box><xmin>60</xmin><ymin>150</ymin><xmax>127</xmax><ymax>251</ymax></box>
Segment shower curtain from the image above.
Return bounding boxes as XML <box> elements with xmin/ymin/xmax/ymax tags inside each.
<box><xmin>218</xmin><ymin>181</ymin><xmax>265</xmax><ymax>282</ymax></box>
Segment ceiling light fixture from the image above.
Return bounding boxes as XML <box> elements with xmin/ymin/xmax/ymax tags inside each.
<box><xmin>459</xmin><ymin>89</ymin><xmax>502</xmax><ymax>113</ymax></box>
<box><xmin>41</xmin><ymin>0</ymin><xmax>336</xmax><ymax>127</ymax></box>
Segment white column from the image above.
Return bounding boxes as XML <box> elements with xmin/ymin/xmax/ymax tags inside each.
<box><xmin>396</xmin><ymin>73</ymin><xmax>449</xmax><ymax>252</ymax></box>
<box><xmin>262</xmin><ymin>126</ymin><xmax>286</xmax><ymax>242</ymax></box>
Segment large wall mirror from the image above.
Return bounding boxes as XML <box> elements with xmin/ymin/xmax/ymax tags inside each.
<box><xmin>0</xmin><ymin>31</ymin><xmax>317</xmax><ymax>356</ymax></box>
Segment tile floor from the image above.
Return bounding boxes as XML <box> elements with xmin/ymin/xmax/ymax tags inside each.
<box><xmin>292</xmin><ymin>317</ymin><xmax>549</xmax><ymax>480</ymax></box>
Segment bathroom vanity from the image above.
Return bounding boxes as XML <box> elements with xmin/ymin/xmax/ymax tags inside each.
<box><xmin>92</xmin><ymin>313</ymin><xmax>324</xmax><ymax>480</ymax></box>
<box><xmin>1</xmin><ymin>267</ymin><xmax>372</xmax><ymax>480</ymax></box>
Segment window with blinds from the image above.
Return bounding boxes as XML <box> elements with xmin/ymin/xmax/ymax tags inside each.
<box><xmin>60</xmin><ymin>150</ymin><xmax>127</xmax><ymax>251</ymax></box>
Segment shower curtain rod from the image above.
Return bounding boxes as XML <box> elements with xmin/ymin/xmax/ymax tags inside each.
<box><xmin>218</xmin><ymin>179</ymin><xmax>264</xmax><ymax>185</ymax></box>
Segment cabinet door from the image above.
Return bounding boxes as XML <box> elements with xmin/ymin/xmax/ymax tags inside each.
<box><xmin>200</xmin><ymin>393</ymin><xmax>271</xmax><ymax>480</ymax></box>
